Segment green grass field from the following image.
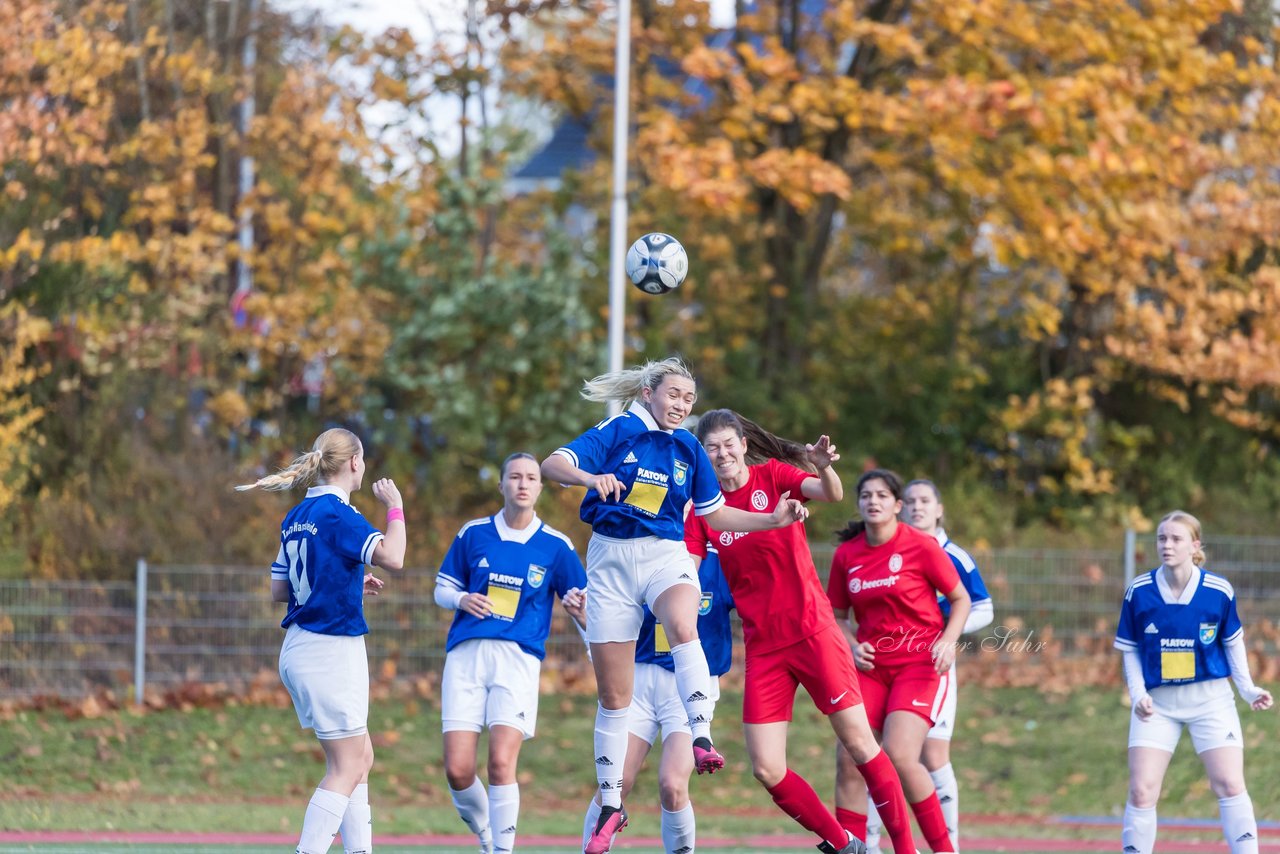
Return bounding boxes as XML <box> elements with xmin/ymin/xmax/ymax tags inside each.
<box><xmin>1</xmin><ymin>685</ymin><xmax>1276</xmax><ymax>849</ymax></box>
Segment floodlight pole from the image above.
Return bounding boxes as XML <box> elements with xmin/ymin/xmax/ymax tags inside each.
<box><xmin>605</xmin><ymin>0</ymin><xmax>632</xmax><ymax>417</ymax></box>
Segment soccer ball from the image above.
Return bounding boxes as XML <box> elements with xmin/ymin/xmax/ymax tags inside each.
<box><xmin>625</xmin><ymin>233</ymin><xmax>688</xmax><ymax>295</ymax></box>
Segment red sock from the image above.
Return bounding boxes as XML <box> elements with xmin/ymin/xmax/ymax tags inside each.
<box><xmin>766</xmin><ymin>769</ymin><xmax>847</xmax><ymax>848</ymax></box>
<box><xmin>857</xmin><ymin>750</ymin><xmax>916</xmax><ymax>854</ymax></box>
<box><xmin>910</xmin><ymin>792</ymin><xmax>954</xmax><ymax>852</ymax></box>
<box><xmin>835</xmin><ymin>807</ymin><xmax>867</xmax><ymax>842</ymax></box>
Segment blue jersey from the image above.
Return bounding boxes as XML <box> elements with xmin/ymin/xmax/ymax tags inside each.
<box><xmin>437</xmin><ymin>513</ymin><xmax>587</xmax><ymax>660</ymax></box>
<box><xmin>553</xmin><ymin>403</ymin><xmax>725</xmax><ymax>540</ymax></box>
<box><xmin>1115</xmin><ymin>567</ymin><xmax>1243</xmax><ymax>692</ymax></box>
<box><xmin>271</xmin><ymin>486</ymin><xmax>384</xmax><ymax>636</ymax></box>
<box><xmin>934</xmin><ymin>529</ymin><xmax>991</xmax><ymax>619</ymax></box>
<box><xmin>635</xmin><ymin>548</ymin><xmax>735</xmax><ymax>675</ymax></box>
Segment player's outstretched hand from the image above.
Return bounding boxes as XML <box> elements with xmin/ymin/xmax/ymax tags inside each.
<box><xmin>770</xmin><ymin>490</ymin><xmax>809</xmax><ymax>527</ymax></box>
<box><xmin>806</xmin><ymin>435</ymin><xmax>840</xmax><ymax>470</ymax></box>
<box><xmin>1251</xmin><ymin>689</ymin><xmax>1273</xmax><ymax>712</ymax></box>
<box><xmin>460</xmin><ymin>592</ymin><xmax>494</xmax><ymax>619</ymax></box>
<box><xmin>587</xmin><ymin>473</ymin><xmax>625</xmax><ymax>503</ymax></box>
<box><xmin>853</xmin><ymin>641</ymin><xmax>876</xmax><ymax>672</ymax></box>
<box><xmin>372</xmin><ymin>477</ymin><xmax>403</xmax><ymax>509</ymax></box>
<box><xmin>363</xmin><ymin>573</ymin><xmax>384</xmax><ymax>597</ymax></box>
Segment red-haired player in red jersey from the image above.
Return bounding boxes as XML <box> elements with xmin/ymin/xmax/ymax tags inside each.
<box><xmin>828</xmin><ymin>468</ymin><xmax>970</xmax><ymax>853</ymax></box>
<box><xmin>685</xmin><ymin>410</ymin><xmax>918</xmax><ymax>854</ymax></box>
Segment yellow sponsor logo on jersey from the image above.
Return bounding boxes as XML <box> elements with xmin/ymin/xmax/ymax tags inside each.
<box><xmin>1160</xmin><ymin>650</ymin><xmax>1196</xmax><ymax>681</ymax></box>
<box><xmin>654</xmin><ymin>622</ymin><xmax>671</xmax><ymax>654</ymax></box>
<box><xmin>625</xmin><ymin>481</ymin><xmax>668</xmax><ymax>515</ymax></box>
<box><xmin>487</xmin><ymin>584</ymin><xmax>521</xmax><ymax>619</ymax></box>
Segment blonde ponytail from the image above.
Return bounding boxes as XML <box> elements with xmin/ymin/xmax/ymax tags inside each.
<box><xmin>581</xmin><ymin>357</ymin><xmax>695</xmax><ymax>406</ymax></box>
<box><xmin>236</xmin><ymin>428</ymin><xmax>362</xmax><ymax>492</ymax></box>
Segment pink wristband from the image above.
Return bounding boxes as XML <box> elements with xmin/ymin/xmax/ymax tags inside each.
<box><xmin>387</xmin><ymin>507</ymin><xmax>405</xmax><ymax>524</ymax></box>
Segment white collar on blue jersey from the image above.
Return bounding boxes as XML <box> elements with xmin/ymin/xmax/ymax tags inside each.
<box><xmin>1155</xmin><ymin>565</ymin><xmax>1202</xmax><ymax>605</ymax></box>
<box><xmin>306</xmin><ymin>484</ymin><xmax>351</xmax><ymax>505</ymax></box>
<box><xmin>495</xmin><ymin>511</ymin><xmax>541</xmax><ymax>544</ymax></box>
<box><xmin>933</xmin><ymin>527</ymin><xmax>949</xmax><ymax>547</ymax></box>
<box><xmin>628</xmin><ymin>401</ymin><xmax>671</xmax><ymax>433</ymax></box>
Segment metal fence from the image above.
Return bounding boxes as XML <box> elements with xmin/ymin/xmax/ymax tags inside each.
<box><xmin>3</xmin><ymin>534</ymin><xmax>1279</xmax><ymax>700</ymax></box>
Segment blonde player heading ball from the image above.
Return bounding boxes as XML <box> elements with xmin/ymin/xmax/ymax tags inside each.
<box><xmin>238</xmin><ymin>428</ymin><xmax>406</xmax><ymax>854</ymax></box>
<box><xmin>434</xmin><ymin>453</ymin><xmax>588</xmax><ymax>854</ymax></box>
<box><xmin>542</xmin><ymin>357</ymin><xmax>809</xmax><ymax>854</ymax></box>
<box><xmin>1115</xmin><ymin>511</ymin><xmax>1273</xmax><ymax>854</ymax></box>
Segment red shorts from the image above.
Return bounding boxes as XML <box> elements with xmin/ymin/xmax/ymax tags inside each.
<box><xmin>743</xmin><ymin>622</ymin><xmax>862</xmax><ymax>724</ymax></box>
<box><xmin>856</xmin><ymin>658</ymin><xmax>950</xmax><ymax>732</ymax></box>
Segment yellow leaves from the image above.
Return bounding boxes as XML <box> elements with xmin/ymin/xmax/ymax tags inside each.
<box><xmin>744</xmin><ymin>149</ymin><xmax>851</xmax><ymax>213</ymax></box>
<box><xmin>0</xmin><ymin>229</ymin><xmax>46</xmax><ymax>271</ymax></box>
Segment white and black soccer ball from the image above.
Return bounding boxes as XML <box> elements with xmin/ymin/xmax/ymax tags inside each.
<box><xmin>625</xmin><ymin>233</ymin><xmax>689</xmax><ymax>295</ymax></box>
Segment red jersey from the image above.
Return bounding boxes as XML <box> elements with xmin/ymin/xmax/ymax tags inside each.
<box><xmin>826</xmin><ymin>522</ymin><xmax>960</xmax><ymax>667</ymax></box>
<box><xmin>684</xmin><ymin>459</ymin><xmax>836</xmax><ymax>655</ymax></box>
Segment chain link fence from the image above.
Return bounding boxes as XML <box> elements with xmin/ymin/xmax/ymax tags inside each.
<box><xmin>3</xmin><ymin>535</ymin><xmax>1279</xmax><ymax>699</ymax></box>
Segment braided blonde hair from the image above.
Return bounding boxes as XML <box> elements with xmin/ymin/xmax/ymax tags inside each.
<box><xmin>236</xmin><ymin>428</ymin><xmax>362</xmax><ymax>492</ymax></box>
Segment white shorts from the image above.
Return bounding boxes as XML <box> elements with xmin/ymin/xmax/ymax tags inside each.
<box><xmin>585</xmin><ymin>534</ymin><xmax>700</xmax><ymax>644</ymax></box>
<box><xmin>927</xmin><ymin>661</ymin><xmax>958</xmax><ymax>741</ymax></box>
<box><xmin>279</xmin><ymin>624</ymin><xmax>369</xmax><ymax>740</ymax></box>
<box><xmin>628</xmin><ymin>663</ymin><xmax>721</xmax><ymax>745</ymax></box>
<box><xmin>441</xmin><ymin>638</ymin><xmax>542</xmax><ymax>739</ymax></box>
<box><xmin>1129</xmin><ymin>679</ymin><xmax>1244</xmax><ymax>754</ymax></box>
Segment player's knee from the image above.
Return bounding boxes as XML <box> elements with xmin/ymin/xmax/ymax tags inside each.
<box><xmin>444</xmin><ymin>755</ymin><xmax>478</xmax><ymax>790</ymax></box>
<box><xmin>658</xmin><ymin>775</ymin><xmax>689</xmax><ymax>811</ymax></box>
<box><xmin>1127</xmin><ymin>779</ymin><xmax>1161</xmax><ymax>808</ymax></box>
<box><xmin>1207</xmin><ymin>775</ymin><xmax>1246</xmax><ymax>800</ymax></box>
<box><xmin>751</xmin><ymin>759</ymin><xmax>786</xmax><ymax>788</ymax></box>
<box><xmin>486</xmin><ymin>754</ymin><xmax>518</xmax><ymax>785</ymax></box>
<box><xmin>883</xmin><ymin>738</ymin><xmax>921</xmax><ymax>772</ymax></box>
<box><xmin>839</xmin><ymin>731</ymin><xmax>880</xmax><ymax>764</ymax></box>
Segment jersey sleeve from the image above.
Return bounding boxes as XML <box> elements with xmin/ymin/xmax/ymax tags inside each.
<box><xmin>554</xmin><ymin>414</ymin><xmax>624</xmax><ymax>474</ymax></box>
<box><xmin>688</xmin><ymin>442</ymin><xmax>726</xmax><ymax>516</ymax></box>
<box><xmin>922</xmin><ymin>536</ymin><xmax>961</xmax><ymax>594</ymax></box>
<box><xmin>945</xmin><ymin>543</ymin><xmax>992</xmax><ymax>604</ymax></box>
<box><xmin>271</xmin><ymin>542</ymin><xmax>288</xmax><ymax>582</ymax></box>
<box><xmin>554</xmin><ymin>542</ymin><xmax>588</xmax><ymax>596</ymax></box>
<box><xmin>330</xmin><ymin>503</ymin><xmax>384</xmax><ymax>567</ymax></box>
<box><xmin>827</xmin><ymin>547</ymin><xmax>851</xmax><ymax>611</ymax></box>
<box><xmin>1114</xmin><ymin>584</ymin><xmax>1138</xmax><ymax>651</ymax></box>
<box><xmin>1221</xmin><ymin>581</ymin><xmax>1244</xmax><ymax>645</ymax></box>
<box><xmin>770</xmin><ymin>459</ymin><xmax>815</xmax><ymax>504</ymax></box>
<box><xmin>436</xmin><ymin>529</ymin><xmax>471</xmax><ymax>589</ymax></box>
<box><xmin>683</xmin><ymin>513</ymin><xmax>710</xmax><ymax>558</ymax></box>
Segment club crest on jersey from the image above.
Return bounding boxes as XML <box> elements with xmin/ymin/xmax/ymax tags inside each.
<box><xmin>673</xmin><ymin>460</ymin><xmax>688</xmax><ymax>486</ymax></box>
<box><xmin>889</xmin><ymin>554</ymin><xmax>904</xmax><ymax>572</ymax></box>
<box><xmin>526</xmin><ymin>564</ymin><xmax>547</xmax><ymax>589</ymax></box>
<box><xmin>1199</xmin><ymin>622</ymin><xmax>1218</xmax><ymax>644</ymax></box>
<box><xmin>699</xmin><ymin>593</ymin><xmax>713</xmax><ymax>615</ymax></box>
<box><xmin>751</xmin><ymin>490</ymin><xmax>769</xmax><ymax>510</ymax></box>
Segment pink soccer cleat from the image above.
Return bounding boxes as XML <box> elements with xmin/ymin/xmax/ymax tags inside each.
<box><xmin>692</xmin><ymin>736</ymin><xmax>725</xmax><ymax>774</ymax></box>
<box><xmin>584</xmin><ymin>804</ymin><xmax>628</xmax><ymax>854</ymax></box>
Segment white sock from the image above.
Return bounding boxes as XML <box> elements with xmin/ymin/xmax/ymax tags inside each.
<box><xmin>1122</xmin><ymin>802</ymin><xmax>1156</xmax><ymax>854</ymax></box>
<box><xmin>583</xmin><ymin>798</ymin><xmax>603</xmax><ymax>851</ymax></box>
<box><xmin>670</xmin><ymin>641</ymin><xmax>715</xmax><ymax>742</ymax></box>
<box><xmin>450</xmin><ymin>778</ymin><xmax>491</xmax><ymax>846</ymax></box>
<box><xmin>297</xmin><ymin>787</ymin><xmax>350</xmax><ymax>854</ymax></box>
<box><xmin>661</xmin><ymin>803</ymin><xmax>696</xmax><ymax>854</ymax></box>
<box><xmin>930</xmin><ymin>762</ymin><xmax>960</xmax><ymax>851</ymax></box>
<box><xmin>489</xmin><ymin>783</ymin><xmax>520</xmax><ymax>854</ymax></box>
<box><xmin>865</xmin><ymin>794</ymin><xmax>883</xmax><ymax>853</ymax></box>
<box><xmin>1219</xmin><ymin>792</ymin><xmax>1259</xmax><ymax>854</ymax></box>
<box><xmin>339</xmin><ymin>783</ymin><xmax>371</xmax><ymax>854</ymax></box>
<box><xmin>594</xmin><ymin>704</ymin><xmax>629</xmax><ymax>809</ymax></box>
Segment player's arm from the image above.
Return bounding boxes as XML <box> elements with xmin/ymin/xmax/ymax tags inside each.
<box><xmin>541</xmin><ymin>453</ymin><xmax>623</xmax><ymax>502</ymax></box>
<box><xmin>932</xmin><ymin>581</ymin><xmax>971</xmax><ymax>674</ymax></box>
<box><xmin>799</xmin><ymin>435</ymin><xmax>843</xmax><ymax>503</ymax></box>
<box><xmin>369</xmin><ymin>478</ymin><xmax>406</xmax><ymax>572</ymax></box>
<box><xmin>271</xmin><ymin>578</ymin><xmax>290</xmax><ymax>603</ymax></box>
<box><xmin>702</xmin><ymin>491</ymin><xmax>808</xmax><ymax>532</ymax></box>
<box><xmin>1225</xmin><ymin>632</ymin><xmax>1274</xmax><ymax>711</ymax></box>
